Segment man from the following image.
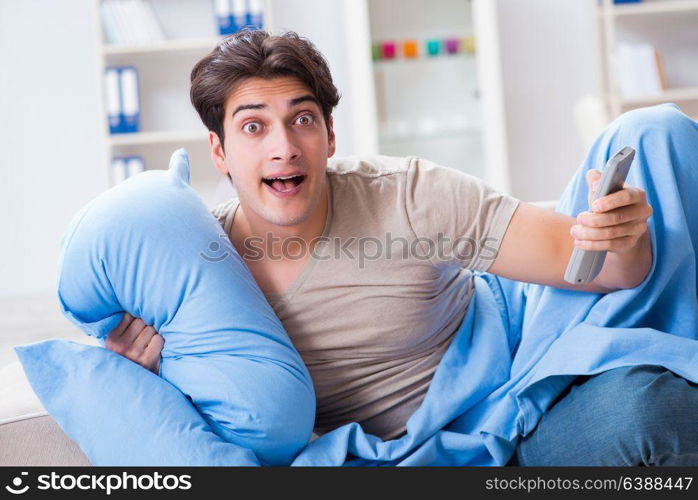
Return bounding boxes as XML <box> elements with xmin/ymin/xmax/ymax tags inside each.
<box><xmin>105</xmin><ymin>30</ymin><xmax>697</xmax><ymax>465</ymax></box>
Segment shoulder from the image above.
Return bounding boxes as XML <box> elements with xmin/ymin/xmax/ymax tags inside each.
<box><xmin>405</xmin><ymin>156</ymin><xmax>485</xmax><ymax>185</ymax></box>
<box><xmin>326</xmin><ymin>154</ymin><xmax>478</xmax><ymax>185</ymax></box>
<box><xmin>325</xmin><ymin>154</ymin><xmax>489</xmax><ymax>208</ymax></box>
<box><xmin>326</xmin><ymin>154</ymin><xmax>414</xmax><ymax>179</ymax></box>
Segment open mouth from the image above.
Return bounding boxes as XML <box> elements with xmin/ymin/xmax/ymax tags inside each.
<box><xmin>262</xmin><ymin>174</ymin><xmax>307</xmax><ymax>193</ymax></box>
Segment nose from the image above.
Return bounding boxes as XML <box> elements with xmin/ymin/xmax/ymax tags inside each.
<box><xmin>268</xmin><ymin>124</ymin><xmax>302</xmax><ymax>163</ymax></box>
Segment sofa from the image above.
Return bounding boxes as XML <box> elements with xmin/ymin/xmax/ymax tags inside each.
<box><xmin>0</xmin><ymin>199</ymin><xmax>560</xmax><ymax>466</ymax></box>
<box><xmin>0</xmin><ymin>360</ymin><xmax>90</xmax><ymax>465</ymax></box>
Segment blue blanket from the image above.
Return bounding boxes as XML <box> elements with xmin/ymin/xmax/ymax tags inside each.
<box><xmin>289</xmin><ymin>103</ymin><xmax>698</xmax><ymax>466</ymax></box>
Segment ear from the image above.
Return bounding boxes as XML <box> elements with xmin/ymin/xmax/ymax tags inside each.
<box><xmin>209</xmin><ymin>131</ymin><xmax>229</xmax><ymax>176</ymax></box>
<box><xmin>327</xmin><ymin>115</ymin><xmax>336</xmax><ymax>158</ymax></box>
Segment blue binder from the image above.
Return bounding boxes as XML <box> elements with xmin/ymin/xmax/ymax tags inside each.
<box><xmin>214</xmin><ymin>0</ymin><xmax>264</xmax><ymax>35</ymax></box>
<box><xmin>231</xmin><ymin>0</ymin><xmax>247</xmax><ymax>32</ymax></box>
<box><xmin>105</xmin><ymin>67</ymin><xmax>122</xmax><ymax>134</ymax></box>
<box><xmin>246</xmin><ymin>0</ymin><xmax>263</xmax><ymax>29</ymax></box>
<box><xmin>105</xmin><ymin>66</ymin><xmax>140</xmax><ymax>134</ymax></box>
<box><xmin>214</xmin><ymin>0</ymin><xmax>235</xmax><ymax>35</ymax></box>
<box><xmin>119</xmin><ymin>66</ymin><xmax>140</xmax><ymax>134</ymax></box>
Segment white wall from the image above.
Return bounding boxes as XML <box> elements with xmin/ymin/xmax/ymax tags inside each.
<box><xmin>496</xmin><ymin>0</ymin><xmax>600</xmax><ymax>201</ymax></box>
<box><xmin>0</xmin><ymin>0</ymin><xmax>108</xmax><ymax>297</ymax></box>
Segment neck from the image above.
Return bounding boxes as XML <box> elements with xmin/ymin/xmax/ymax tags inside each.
<box><xmin>234</xmin><ymin>184</ymin><xmax>329</xmax><ymax>258</ymax></box>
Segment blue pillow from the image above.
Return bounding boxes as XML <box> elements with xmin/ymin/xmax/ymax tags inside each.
<box><xmin>18</xmin><ymin>149</ymin><xmax>315</xmax><ymax>465</ymax></box>
<box><xmin>15</xmin><ymin>340</ymin><xmax>261</xmax><ymax>466</ymax></box>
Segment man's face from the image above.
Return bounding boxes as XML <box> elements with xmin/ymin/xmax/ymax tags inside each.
<box><xmin>210</xmin><ymin>76</ymin><xmax>335</xmax><ymax>227</ymax></box>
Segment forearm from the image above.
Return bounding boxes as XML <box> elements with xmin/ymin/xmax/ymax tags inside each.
<box><xmin>594</xmin><ymin>230</ymin><xmax>653</xmax><ymax>291</ymax></box>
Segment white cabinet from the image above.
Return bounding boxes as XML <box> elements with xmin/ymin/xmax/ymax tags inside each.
<box><xmin>598</xmin><ymin>0</ymin><xmax>698</xmax><ymax>119</ymax></box>
<box><xmin>367</xmin><ymin>0</ymin><xmax>486</xmax><ymax>180</ymax></box>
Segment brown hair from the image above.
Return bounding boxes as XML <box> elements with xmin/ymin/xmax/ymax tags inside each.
<box><xmin>190</xmin><ymin>29</ymin><xmax>341</xmax><ymax>151</ymax></box>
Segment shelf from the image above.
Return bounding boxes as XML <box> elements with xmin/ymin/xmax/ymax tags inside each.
<box><xmin>605</xmin><ymin>0</ymin><xmax>698</xmax><ymax>16</ymax></box>
<box><xmin>101</xmin><ymin>37</ymin><xmax>221</xmax><ymax>56</ymax></box>
<box><xmin>108</xmin><ymin>129</ymin><xmax>209</xmax><ymax>146</ymax></box>
<box><xmin>372</xmin><ymin>52</ymin><xmax>476</xmax><ymax>66</ymax></box>
<box><xmin>620</xmin><ymin>86</ymin><xmax>698</xmax><ymax>105</ymax></box>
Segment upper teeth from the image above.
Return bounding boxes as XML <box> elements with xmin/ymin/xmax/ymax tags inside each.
<box><xmin>269</xmin><ymin>175</ymin><xmax>299</xmax><ymax>180</ymax></box>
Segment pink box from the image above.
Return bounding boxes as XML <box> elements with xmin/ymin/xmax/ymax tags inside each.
<box><xmin>381</xmin><ymin>41</ymin><xmax>396</xmax><ymax>59</ymax></box>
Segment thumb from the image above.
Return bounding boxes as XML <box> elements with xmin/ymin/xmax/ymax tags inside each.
<box><xmin>586</xmin><ymin>169</ymin><xmax>601</xmax><ymax>208</ymax></box>
<box><xmin>586</xmin><ymin>169</ymin><xmax>601</xmax><ymax>191</ymax></box>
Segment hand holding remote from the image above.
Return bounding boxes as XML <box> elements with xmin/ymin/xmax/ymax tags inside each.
<box><xmin>564</xmin><ymin>147</ymin><xmax>638</xmax><ymax>284</ymax></box>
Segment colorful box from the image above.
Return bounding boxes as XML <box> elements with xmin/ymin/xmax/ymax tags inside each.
<box><xmin>403</xmin><ymin>40</ymin><xmax>418</xmax><ymax>58</ymax></box>
<box><xmin>426</xmin><ymin>39</ymin><xmax>440</xmax><ymax>56</ymax></box>
<box><xmin>381</xmin><ymin>41</ymin><xmax>396</xmax><ymax>59</ymax></box>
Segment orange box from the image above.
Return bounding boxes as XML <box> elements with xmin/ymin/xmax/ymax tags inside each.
<box><xmin>403</xmin><ymin>40</ymin><xmax>418</xmax><ymax>58</ymax></box>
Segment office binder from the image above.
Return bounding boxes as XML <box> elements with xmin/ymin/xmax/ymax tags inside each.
<box><xmin>231</xmin><ymin>0</ymin><xmax>247</xmax><ymax>31</ymax></box>
<box><xmin>126</xmin><ymin>156</ymin><xmax>145</xmax><ymax>177</ymax></box>
<box><xmin>100</xmin><ymin>2</ymin><xmax>122</xmax><ymax>44</ymax></box>
<box><xmin>105</xmin><ymin>67</ymin><xmax>122</xmax><ymax>134</ymax></box>
<box><xmin>111</xmin><ymin>156</ymin><xmax>146</xmax><ymax>184</ymax></box>
<box><xmin>214</xmin><ymin>0</ymin><xmax>264</xmax><ymax>35</ymax></box>
<box><xmin>105</xmin><ymin>66</ymin><xmax>141</xmax><ymax>134</ymax></box>
<box><xmin>214</xmin><ymin>0</ymin><xmax>234</xmax><ymax>35</ymax></box>
<box><xmin>247</xmin><ymin>0</ymin><xmax>263</xmax><ymax>29</ymax></box>
<box><xmin>101</xmin><ymin>0</ymin><xmax>165</xmax><ymax>44</ymax></box>
<box><xmin>111</xmin><ymin>157</ymin><xmax>128</xmax><ymax>184</ymax></box>
<box><xmin>119</xmin><ymin>66</ymin><xmax>140</xmax><ymax>133</ymax></box>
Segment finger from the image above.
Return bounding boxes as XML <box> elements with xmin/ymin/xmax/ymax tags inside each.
<box><xmin>145</xmin><ymin>333</ymin><xmax>165</xmax><ymax>354</ymax></box>
<box><xmin>574</xmin><ymin>235</ymin><xmax>638</xmax><ymax>252</ymax></box>
<box><xmin>119</xmin><ymin>317</ymin><xmax>147</xmax><ymax>348</ymax></box>
<box><xmin>571</xmin><ymin>220</ymin><xmax>648</xmax><ymax>241</ymax></box>
<box><xmin>139</xmin><ymin>334</ymin><xmax>165</xmax><ymax>372</ymax></box>
<box><xmin>127</xmin><ymin>325</ymin><xmax>156</xmax><ymax>358</ymax></box>
<box><xmin>106</xmin><ymin>312</ymin><xmax>133</xmax><ymax>341</ymax></box>
<box><xmin>591</xmin><ymin>186</ymin><xmax>645</xmax><ymax>212</ymax></box>
<box><xmin>586</xmin><ymin>170</ymin><xmax>601</xmax><ymax>206</ymax></box>
<box><xmin>577</xmin><ymin>204</ymin><xmax>652</xmax><ymax>228</ymax></box>
<box><xmin>586</xmin><ymin>169</ymin><xmax>602</xmax><ymax>186</ymax></box>
<box><xmin>105</xmin><ymin>313</ymin><xmax>135</xmax><ymax>352</ymax></box>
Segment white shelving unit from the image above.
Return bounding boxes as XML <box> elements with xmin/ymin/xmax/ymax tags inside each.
<box><xmin>367</xmin><ymin>0</ymin><xmax>485</xmax><ymax>180</ymax></box>
<box><xmin>107</xmin><ymin>129</ymin><xmax>209</xmax><ymax>146</ymax></box>
<box><xmin>95</xmin><ymin>0</ymin><xmax>274</xmax><ymax>207</ymax></box>
<box><xmin>93</xmin><ymin>0</ymin><xmax>514</xmax><ymax>202</ymax></box>
<box><xmin>598</xmin><ymin>0</ymin><xmax>698</xmax><ymax>120</ymax></box>
<box><xmin>100</xmin><ymin>37</ymin><xmax>222</xmax><ymax>55</ymax></box>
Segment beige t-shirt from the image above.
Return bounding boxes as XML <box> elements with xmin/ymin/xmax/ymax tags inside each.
<box><xmin>210</xmin><ymin>154</ymin><xmax>520</xmax><ymax>440</ymax></box>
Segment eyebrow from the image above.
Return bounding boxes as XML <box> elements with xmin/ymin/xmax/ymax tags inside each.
<box><xmin>231</xmin><ymin>95</ymin><xmax>320</xmax><ymax>119</ymax></box>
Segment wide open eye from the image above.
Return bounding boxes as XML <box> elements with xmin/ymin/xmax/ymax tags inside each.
<box><xmin>243</xmin><ymin>122</ymin><xmax>262</xmax><ymax>134</ymax></box>
<box><xmin>295</xmin><ymin>114</ymin><xmax>315</xmax><ymax>126</ymax></box>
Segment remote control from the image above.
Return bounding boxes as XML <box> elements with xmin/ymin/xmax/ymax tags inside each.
<box><xmin>564</xmin><ymin>146</ymin><xmax>636</xmax><ymax>285</ymax></box>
